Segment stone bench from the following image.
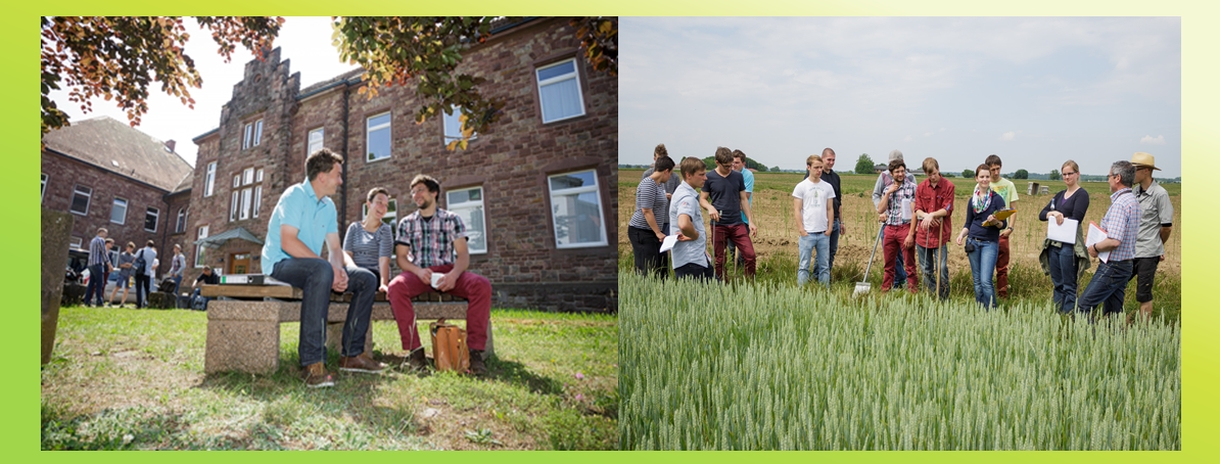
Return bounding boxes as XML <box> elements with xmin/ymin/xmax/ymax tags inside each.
<box><xmin>200</xmin><ymin>284</ymin><xmax>492</xmax><ymax>374</ymax></box>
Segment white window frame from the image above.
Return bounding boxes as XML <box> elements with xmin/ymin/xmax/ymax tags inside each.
<box><xmin>254</xmin><ymin>119</ymin><xmax>263</xmax><ymax>146</ymax></box>
<box><xmin>41</xmin><ymin>173</ymin><xmax>48</xmax><ymax>204</ymax></box>
<box><xmin>253</xmin><ymin>186</ymin><xmax>263</xmax><ymax>218</ymax></box>
<box><xmin>446</xmin><ymin>186</ymin><xmax>487</xmax><ymax>255</ymax></box>
<box><xmin>242</xmin><ymin>167</ymin><xmax>254</xmax><ymax>186</ymax></box>
<box><xmin>230</xmin><ymin>190</ymin><xmax>239</xmax><ymax>222</ymax></box>
<box><xmin>70</xmin><ymin>184</ymin><xmax>92</xmax><ymax>216</ymax></box>
<box><xmin>233</xmin><ymin>174</ymin><xmax>240</xmax><ymax>188</ymax></box>
<box><xmin>110</xmin><ymin>197</ymin><xmax>128</xmax><ymax>225</ymax></box>
<box><xmin>443</xmin><ymin>106</ymin><xmax>478</xmax><ymax>147</ymax></box>
<box><xmin>176</xmin><ymin>208</ymin><xmax>187</xmax><ymax>233</ymax></box>
<box><xmin>240</xmin><ymin>188</ymin><xmax>252</xmax><ymax>220</ymax></box>
<box><xmin>535</xmin><ymin>58</ymin><xmax>586</xmax><ymax>124</ymax></box>
<box><xmin>547</xmin><ymin>169</ymin><xmax>607</xmax><ymax>249</ymax></box>
<box><xmin>243</xmin><ymin>123</ymin><xmax>253</xmax><ymax>149</ymax></box>
<box><xmin>70</xmin><ymin>237</ymin><xmax>83</xmax><ymax>249</ymax></box>
<box><xmin>366</xmin><ymin>112</ymin><xmax>392</xmax><ymax>163</ymax></box>
<box><xmin>204</xmin><ymin>162</ymin><xmax>216</xmax><ymax>197</ymax></box>
<box><xmin>195</xmin><ymin>226</ymin><xmax>209</xmax><ymax>268</ymax></box>
<box><xmin>144</xmin><ymin>207</ymin><xmax>160</xmax><ymax>233</ymax></box>
<box><xmin>307</xmin><ymin>127</ymin><xmax>324</xmax><ymax>157</ymax></box>
<box><xmin>256</xmin><ymin>168</ymin><xmax>264</xmax><ymax>183</ymax></box>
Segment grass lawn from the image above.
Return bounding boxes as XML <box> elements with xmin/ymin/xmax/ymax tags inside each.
<box><xmin>41</xmin><ymin>306</ymin><xmax>617</xmax><ymax>450</ymax></box>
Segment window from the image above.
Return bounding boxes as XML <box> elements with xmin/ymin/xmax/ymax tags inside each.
<box><xmin>307</xmin><ymin>127</ymin><xmax>324</xmax><ymax>156</ymax></box>
<box><xmin>256</xmin><ymin>168</ymin><xmax>264</xmax><ymax>183</ymax></box>
<box><xmin>253</xmin><ymin>186</ymin><xmax>263</xmax><ymax>218</ymax></box>
<box><xmin>243</xmin><ymin>119</ymin><xmax>263</xmax><ymax>149</ymax></box>
<box><xmin>176</xmin><ymin>208</ymin><xmax>187</xmax><ymax>233</ymax></box>
<box><xmin>233</xmin><ymin>174</ymin><xmax>240</xmax><ymax>188</ymax></box>
<box><xmin>204</xmin><ymin>162</ymin><xmax>216</xmax><ymax>197</ymax></box>
<box><xmin>145</xmin><ymin>207</ymin><xmax>160</xmax><ymax>232</ymax></box>
<box><xmin>41</xmin><ymin>173</ymin><xmax>47</xmax><ymax>204</ymax></box>
<box><xmin>536</xmin><ymin>58</ymin><xmax>586</xmax><ymax>123</ymax></box>
<box><xmin>230</xmin><ymin>191</ymin><xmax>239</xmax><ymax>221</ymax></box>
<box><xmin>547</xmin><ymin>170</ymin><xmax>607</xmax><ymax>248</ymax></box>
<box><xmin>240</xmin><ymin>188</ymin><xmax>252</xmax><ymax>220</ymax></box>
<box><xmin>443</xmin><ymin>106</ymin><xmax>477</xmax><ymax>147</ymax></box>
<box><xmin>109</xmin><ymin>249</ymin><xmax>120</xmax><ymax>267</ymax></box>
<box><xmin>70</xmin><ymin>236</ymin><xmax>82</xmax><ymax>249</ymax></box>
<box><xmin>70</xmin><ymin>185</ymin><xmax>92</xmax><ymax>215</ymax></box>
<box><xmin>195</xmin><ymin>226</ymin><xmax>209</xmax><ymax>267</ymax></box>
<box><xmin>362</xmin><ymin>198</ymin><xmax>398</xmax><ymax>232</ymax></box>
<box><xmin>366</xmin><ymin>112</ymin><xmax>391</xmax><ymax>162</ymax></box>
<box><xmin>242</xmin><ymin>167</ymin><xmax>254</xmax><ymax>186</ymax></box>
<box><xmin>110</xmin><ymin>197</ymin><xmax>128</xmax><ymax>224</ymax></box>
<box><xmin>447</xmin><ymin>187</ymin><xmax>487</xmax><ymax>254</ymax></box>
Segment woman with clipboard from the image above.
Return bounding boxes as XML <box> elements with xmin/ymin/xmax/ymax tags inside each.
<box><xmin>1038</xmin><ymin>160</ymin><xmax>1092</xmax><ymax>314</ymax></box>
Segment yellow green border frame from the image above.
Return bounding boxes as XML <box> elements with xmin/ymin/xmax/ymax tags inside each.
<box><xmin>13</xmin><ymin>1</ymin><xmax>1214</xmax><ymax>462</ymax></box>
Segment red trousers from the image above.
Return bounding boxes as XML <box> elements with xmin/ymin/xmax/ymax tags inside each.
<box><xmin>882</xmin><ymin>223</ymin><xmax>918</xmax><ymax>293</ymax></box>
<box><xmin>387</xmin><ymin>265</ymin><xmax>491</xmax><ymax>351</ymax></box>
<box><xmin>712</xmin><ymin>223</ymin><xmax>756</xmax><ymax>279</ymax></box>
<box><xmin>996</xmin><ymin>234</ymin><xmax>1010</xmax><ymax>298</ymax></box>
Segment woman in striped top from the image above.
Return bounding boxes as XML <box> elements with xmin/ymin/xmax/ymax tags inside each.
<box><xmin>628</xmin><ymin>155</ymin><xmax>675</xmax><ymax>279</ymax></box>
<box><xmin>344</xmin><ymin>187</ymin><xmax>395</xmax><ymax>294</ymax></box>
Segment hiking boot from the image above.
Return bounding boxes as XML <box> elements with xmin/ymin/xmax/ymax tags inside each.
<box><xmin>339</xmin><ymin>353</ymin><xmax>387</xmax><ymax>374</ymax></box>
<box><xmin>301</xmin><ymin>362</ymin><xmax>335</xmax><ymax>388</ymax></box>
<box><xmin>401</xmin><ymin>347</ymin><xmax>429</xmax><ymax>376</ymax></box>
<box><xmin>468</xmin><ymin>349</ymin><xmax>488</xmax><ymax>377</ymax></box>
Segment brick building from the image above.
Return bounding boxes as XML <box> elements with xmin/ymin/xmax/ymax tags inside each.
<box><xmin>42</xmin><ymin>116</ymin><xmax>194</xmax><ymax>276</ymax></box>
<box><xmin>187</xmin><ymin>18</ymin><xmax>618</xmax><ymax>312</ymax></box>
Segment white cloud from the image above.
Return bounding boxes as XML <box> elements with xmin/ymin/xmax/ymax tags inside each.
<box><xmin>923</xmin><ymin>132</ymin><xmax>933</xmax><ymax>137</ymax></box>
<box><xmin>1000</xmin><ymin>131</ymin><xmax>1016</xmax><ymax>141</ymax></box>
<box><xmin>904</xmin><ymin>135</ymin><xmax>914</xmax><ymax>142</ymax></box>
<box><xmin>1140</xmin><ymin>135</ymin><xmax>1166</xmax><ymax>145</ymax></box>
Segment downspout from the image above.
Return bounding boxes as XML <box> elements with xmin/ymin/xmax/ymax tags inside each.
<box><xmin>340</xmin><ymin>83</ymin><xmax>350</xmax><ymax>226</ymax></box>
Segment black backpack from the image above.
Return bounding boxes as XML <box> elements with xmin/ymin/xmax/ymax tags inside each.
<box><xmin>134</xmin><ymin>250</ymin><xmax>147</xmax><ymax>275</ymax></box>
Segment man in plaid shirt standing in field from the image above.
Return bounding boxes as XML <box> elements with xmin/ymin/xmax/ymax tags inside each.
<box><xmin>388</xmin><ymin>174</ymin><xmax>491</xmax><ymax>376</ymax></box>
<box><xmin>1077</xmin><ymin>160</ymin><xmax>1141</xmax><ymax>317</ymax></box>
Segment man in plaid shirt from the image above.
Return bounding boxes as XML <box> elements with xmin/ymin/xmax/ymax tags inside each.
<box><xmin>1078</xmin><ymin>160</ymin><xmax>1141</xmax><ymax>317</ymax></box>
<box><xmin>876</xmin><ymin>158</ymin><xmax>919</xmax><ymax>293</ymax></box>
<box><xmin>388</xmin><ymin>174</ymin><xmax>491</xmax><ymax>376</ymax></box>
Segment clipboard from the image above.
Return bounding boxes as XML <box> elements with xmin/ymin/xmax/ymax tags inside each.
<box><xmin>982</xmin><ymin>208</ymin><xmax>1017</xmax><ymax>227</ymax></box>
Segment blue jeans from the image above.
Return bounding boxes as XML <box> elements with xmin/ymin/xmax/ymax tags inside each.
<box><xmin>86</xmin><ymin>263</ymin><xmax>106</xmax><ymax>306</ymax></box>
<box><xmin>828</xmin><ymin>218</ymin><xmax>841</xmax><ymax>271</ymax></box>
<box><xmin>894</xmin><ymin>248</ymin><xmax>908</xmax><ymax>289</ymax></box>
<box><xmin>966</xmin><ymin>238</ymin><xmax>999</xmax><ymax>309</ymax></box>
<box><xmin>189</xmin><ymin>288</ymin><xmax>212</xmax><ymax>311</ymax></box>
<box><xmin>797</xmin><ymin>233</ymin><xmax>830</xmax><ymax>287</ymax></box>
<box><xmin>917</xmin><ymin>243</ymin><xmax>950</xmax><ymax>299</ymax></box>
<box><xmin>1047</xmin><ymin>243</ymin><xmax>1079</xmax><ymax>314</ymax></box>
<box><xmin>1078</xmin><ymin>259</ymin><xmax>1133</xmax><ymax>316</ymax></box>
<box><xmin>171</xmin><ymin>275</ymin><xmax>183</xmax><ymax>295</ymax></box>
<box><xmin>271</xmin><ymin>259</ymin><xmax>377</xmax><ymax>366</ymax></box>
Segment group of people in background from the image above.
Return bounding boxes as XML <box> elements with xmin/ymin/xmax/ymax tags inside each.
<box><xmin>630</xmin><ymin>145</ymin><xmax>1174</xmax><ymax>319</ymax></box>
<box><xmin>83</xmin><ymin>228</ymin><xmax>187</xmax><ymax>310</ymax></box>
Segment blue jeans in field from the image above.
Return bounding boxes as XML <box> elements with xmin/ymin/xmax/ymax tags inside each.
<box><xmin>1077</xmin><ymin>259</ymin><xmax>1133</xmax><ymax>316</ymax></box>
<box><xmin>797</xmin><ymin>232</ymin><xmax>830</xmax><ymax>287</ymax></box>
<box><xmin>917</xmin><ymin>243</ymin><xmax>950</xmax><ymax>300</ymax></box>
<box><xmin>894</xmin><ymin>247</ymin><xmax>908</xmax><ymax>289</ymax></box>
<box><xmin>966</xmin><ymin>238</ymin><xmax>999</xmax><ymax>309</ymax></box>
<box><xmin>1047</xmin><ymin>243</ymin><xmax>1080</xmax><ymax>314</ymax></box>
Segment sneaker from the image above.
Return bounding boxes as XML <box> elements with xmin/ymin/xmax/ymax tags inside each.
<box><xmin>468</xmin><ymin>349</ymin><xmax>488</xmax><ymax>377</ymax></box>
<box><xmin>400</xmin><ymin>347</ymin><xmax>430</xmax><ymax>375</ymax></box>
<box><xmin>301</xmin><ymin>362</ymin><xmax>335</xmax><ymax>388</ymax></box>
<box><xmin>339</xmin><ymin>353</ymin><xmax>387</xmax><ymax>374</ymax></box>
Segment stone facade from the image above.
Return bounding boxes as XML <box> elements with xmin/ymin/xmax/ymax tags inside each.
<box><xmin>187</xmin><ymin>18</ymin><xmax>618</xmax><ymax>312</ymax></box>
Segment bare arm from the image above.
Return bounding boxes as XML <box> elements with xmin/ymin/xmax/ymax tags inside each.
<box><xmin>396</xmin><ymin>243</ymin><xmax>431</xmax><ymax>286</ymax></box>
<box><xmin>792</xmin><ymin>197</ymin><xmax>806</xmax><ymax>236</ymax></box>
<box><xmin>699</xmin><ymin>191</ymin><xmax>720</xmax><ymax>222</ymax></box>
<box><xmin>436</xmin><ymin>238</ymin><xmax>470</xmax><ymax>292</ymax></box>
<box><xmin>642</xmin><ymin>208</ymin><xmax>664</xmax><ymax>239</ymax></box>
<box><xmin>741</xmin><ymin>190</ymin><xmax>756</xmax><ymax>234</ymax></box>
<box><xmin>678</xmin><ymin>213</ymin><xmax>698</xmax><ymax>240</ymax></box>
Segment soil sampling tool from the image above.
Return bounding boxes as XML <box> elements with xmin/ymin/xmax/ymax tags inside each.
<box><xmin>854</xmin><ymin>223</ymin><xmax>885</xmax><ymax>297</ymax></box>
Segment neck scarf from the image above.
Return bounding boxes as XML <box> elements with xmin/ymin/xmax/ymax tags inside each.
<box><xmin>971</xmin><ymin>185</ymin><xmax>992</xmax><ymax>214</ymax></box>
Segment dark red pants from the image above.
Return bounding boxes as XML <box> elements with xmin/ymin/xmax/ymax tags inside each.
<box><xmin>996</xmin><ymin>234</ymin><xmax>1010</xmax><ymax>298</ymax></box>
<box><xmin>712</xmin><ymin>223</ymin><xmax>755</xmax><ymax>279</ymax></box>
<box><xmin>387</xmin><ymin>265</ymin><xmax>492</xmax><ymax>351</ymax></box>
<box><xmin>882</xmin><ymin>223</ymin><xmax>918</xmax><ymax>293</ymax></box>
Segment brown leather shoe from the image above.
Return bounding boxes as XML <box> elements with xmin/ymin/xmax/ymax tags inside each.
<box><xmin>339</xmin><ymin>353</ymin><xmax>387</xmax><ymax>374</ymax></box>
<box><xmin>401</xmin><ymin>347</ymin><xmax>430</xmax><ymax>376</ymax></box>
<box><xmin>301</xmin><ymin>362</ymin><xmax>335</xmax><ymax>388</ymax></box>
<box><xmin>468</xmin><ymin>349</ymin><xmax>488</xmax><ymax>377</ymax></box>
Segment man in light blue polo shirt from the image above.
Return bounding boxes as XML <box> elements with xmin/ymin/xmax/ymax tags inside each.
<box><xmin>263</xmin><ymin>148</ymin><xmax>385</xmax><ymax>388</ymax></box>
<box><xmin>669</xmin><ymin>156</ymin><xmax>714</xmax><ymax>280</ymax></box>
<box><xmin>726</xmin><ymin>149</ymin><xmax>754</xmax><ymax>269</ymax></box>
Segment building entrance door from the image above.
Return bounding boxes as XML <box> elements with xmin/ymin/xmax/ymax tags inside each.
<box><xmin>229</xmin><ymin>253</ymin><xmax>251</xmax><ymax>274</ymax></box>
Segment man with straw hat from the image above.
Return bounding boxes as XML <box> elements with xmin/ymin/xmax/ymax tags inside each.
<box><xmin>1127</xmin><ymin>152</ymin><xmax>1174</xmax><ymax>322</ymax></box>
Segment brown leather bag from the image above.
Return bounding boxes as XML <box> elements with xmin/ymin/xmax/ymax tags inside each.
<box><xmin>429</xmin><ymin>318</ymin><xmax>470</xmax><ymax>373</ymax></box>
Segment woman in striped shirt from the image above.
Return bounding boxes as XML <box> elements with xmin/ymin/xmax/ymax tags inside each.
<box><xmin>628</xmin><ymin>155</ymin><xmax>675</xmax><ymax>279</ymax></box>
<box><xmin>344</xmin><ymin>187</ymin><xmax>395</xmax><ymax>294</ymax></box>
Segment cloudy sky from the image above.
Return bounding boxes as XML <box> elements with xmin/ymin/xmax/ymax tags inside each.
<box><xmin>620</xmin><ymin>17</ymin><xmax>1181</xmax><ymax>177</ymax></box>
<box><xmin>48</xmin><ymin>17</ymin><xmax>358</xmax><ymax>168</ymax></box>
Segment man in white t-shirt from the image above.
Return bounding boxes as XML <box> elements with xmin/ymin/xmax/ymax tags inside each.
<box><xmin>792</xmin><ymin>154</ymin><xmax>836</xmax><ymax>287</ymax></box>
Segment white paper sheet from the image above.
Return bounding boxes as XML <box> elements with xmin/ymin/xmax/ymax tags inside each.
<box><xmin>1047</xmin><ymin>218</ymin><xmax>1079</xmax><ymax>244</ymax></box>
<box><xmin>659</xmin><ymin>234</ymin><xmax>679</xmax><ymax>253</ymax></box>
<box><xmin>431</xmin><ymin>273</ymin><xmax>443</xmax><ymax>289</ymax></box>
<box><xmin>901</xmin><ymin>198</ymin><xmax>912</xmax><ymax>221</ymax></box>
<box><xmin>1085</xmin><ymin>222</ymin><xmax>1110</xmax><ymax>263</ymax></box>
